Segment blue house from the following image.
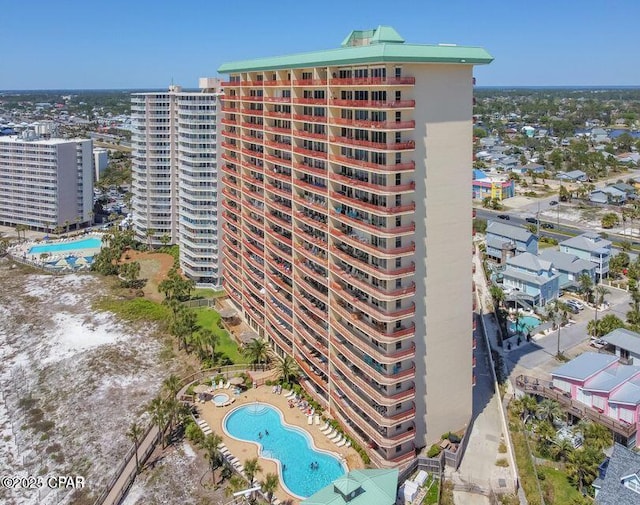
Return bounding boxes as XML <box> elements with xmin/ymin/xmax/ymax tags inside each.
<box><xmin>539</xmin><ymin>249</ymin><xmax>597</xmax><ymax>290</ymax></box>
<box><xmin>486</xmin><ymin>220</ymin><xmax>538</xmax><ymax>263</ymax></box>
<box><xmin>560</xmin><ymin>233</ymin><xmax>612</xmax><ymax>280</ymax></box>
<box><xmin>502</xmin><ymin>253</ymin><xmax>560</xmax><ymax>307</ymax></box>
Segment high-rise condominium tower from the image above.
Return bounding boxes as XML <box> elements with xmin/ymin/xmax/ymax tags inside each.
<box><xmin>131</xmin><ymin>78</ymin><xmax>222</xmax><ymax>287</ymax></box>
<box><xmin>0</xmin><ymin>131</ymin><xmax>93</xmax><ymax>232</ymax></box>
<box><xmin>218</xmin><ymin>26</ymin><xmax>492</xmax><ymax>467</ymax></box>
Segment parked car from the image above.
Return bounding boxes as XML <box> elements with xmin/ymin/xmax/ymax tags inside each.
<box><xmin>565</xmin><ymin>299</ymin><xmax>584</xmax><ymax>311</ymax></box>
<box><xmin>497</xmin><ymin>214</ymin><xmax>510</xmax><ymax>220</ymax></box>
<box><xmin>591</xmin><ymin>338</ymin><xmax>606</xmax><ymax>349</ymax></box>
<box><xmin>549</xmin><ymin>200</ymin><xmax>558</xmax><ymax>206</ymax></box>
<box><xmin>541</xmin><ymin>223</ymin><xmax>554</xmax><ymax>229</ymax></box>
<box><xmin>525</xmin><ymin>217</ymin><xmax>538</xmax><ymax>224</ymax></box>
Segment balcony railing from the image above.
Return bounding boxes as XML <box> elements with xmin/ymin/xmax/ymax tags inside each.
<box><xmin>221</xmin><ymin>118</ymin><xmax>239</xmax><ymax>126</ymax></box>
<box><xmin>331</xmin><ymin>282</ymin><xmax>415</xmax><ymax>322</ymax></box>
<box><xmin>265</xmin><ymin>269</ymin><xmax>293</xmax><ymax>294</ymax></box>
<box><xmin>296</xmin><ymin>275</ymin><xmax>328</xmax><ymax>303</ymax></box>
<box><xmin>243</xmin><ymin>251</ymin><xmax>264</xmax><ymax>273</ymax></box>
<box><xmin>293</xmin><ymin>211</ymin><xmax>327</xmax><ymax>232</ymax></box>
<box><xmin>292</xmin><ymin>97</ymin><xmax>327</xmax><ymax>105</ymax></box>
<box><xmin>330</xmin><ymin>229</ymin><xmax>415</xmax><ymax>260</ymax></box>
<box><xmin>263</xmin><ymin>110</ymin><xmax>291</xmax><ymax>119</ymax></box>
<box><xmin>330</xmin><ymin>300</ymin><xmax>415</xmax><ymax>342</ymax></box>
<box><xmin>263</xmin><ymin>80</ymin><xmax>291</xmax><ymax>87</ymax></box>
<box><xmin>331</xmin><ymin>209</ymin><xmax>414</xmax><ymax>237</ymax></box>
<box><xmin>293</xmin><ymin>178</ymin><xmax>327</xmax><ymax>196</ymax></box>
<box><xmin>329</xmin><ymin>117</ymin><xmax>416</xmax><ymax>130</ymax></box>
<box><xmin>294</xmin><ymin>292</ymin><xmax>327</xmax><ymax>322</ymax></box>
<box><xmin>293</xmin><ymin>146</ymin><xmax>328</xmax><ymax>159</ymax></box>
<box><xmin>293</xmin><ymin>79</ymin><xmax>328</xmax><ymax>86</ymax></box>
<box><xmin>292</xmin><ymin>114</ymin><xmax>327</xmax><ymax>123</ymax></box>
<box><xmin>332</xmin><ymin>355</ymin><xmax>415</xmax><ymax>406</ymax></box>
<box><xmin>330</xmin><ymin>191</ymin><xmax>415</xmax><ymax>215</ymax></box>
<box><xmin>293</xmin><ymin>129</ymin><xmax>327</xmax><ymax>141</ymax></box>
<box><xmin>329</xmin><ymin>76</ymin><xmax>416</xmax><ymax>86</ymax></box>
<box><xmin>265</xmin><ymin>198</ymin><xmax>292</xmax><ymax>215</ymax></box>
<box><xmin>266</xmin><ymin>169</ymin><xmax>292</xmax><ymax>185</ymax></box>
<box><xmin>329</xmin><ymin>136</ymin><xmax>415</xmax><ymax>151</ymax></box>
<box><xmin>295</xmin><ymin>259</ymin><xmax>328</xmax><ymax>287</ymax></box>
<box><xmin>241</xmin><ymin>95</ymin><xmax>264</xmax><ymax>102</ymax></box>
<box><xmin>298</xmin><ymin>360</ymin><xmax>328</xmax><ymax>391</ymax></box>
<box><xmin>292</xmin><ymin>161</ymin><xmax>327</xmax><ymax>178</ymax></box>
<box><xmin>331</xmin><ymin>173</ymin><xmax>414</xmax><ymax>194</ymax></box>
<box><xmin>264</xmin><ymin>139</ymin><xmax>292</xmax><ymax>151</ymax></box>
<box><xmin>295</xmin><ymin>321</ymin><xmax>328</xmax><ymax>355</ymax></box>
<box><xmin>264</xmin><ymin>124</ymin><xmax>291</xmax><ymax>135</ymax></box>
<box><xmin>263</xmin><ymin>96</ymin><xmax>291</xmax><ymax>103</ymax></box>
<box><xmin>515</xmin><ymin>375</ymin><xmax>637</xmax><ymax>438</ymax></box>
<box><xmin>329</xmin><ymin>99</ymin><xmax>415</xmax><ymax>109</ymax></box>
<box><xmin>243</xmin><ymin>239</ymin><xmax>264</xmax><ymax>258</ymax></box>
<box><xmin>329</xmin><ymin>264</ymin><xmax>415</xmax><ymax>301</ymax></box>
<box><xmin>331</xmin><ymin>154</ymin><xmax>415</xmax><ymax>173</ymax></box>
<box><xmin>296</xmin><ymin>339</ymin><xmax>328</xmax><ymax>373</ymax></box>
<box><xmin>265</xmin><ymin>210</ymin><xmax>292</xmax><ymax>230</ymax></box>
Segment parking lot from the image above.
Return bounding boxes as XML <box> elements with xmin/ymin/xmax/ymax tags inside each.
<box><xmin>505</xmin><ymin>286</ymin><xmax>631</xmax><ymax>379</ymax></box>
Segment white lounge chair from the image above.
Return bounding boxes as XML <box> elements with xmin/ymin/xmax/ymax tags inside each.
<box><xmin>320</xmin><ymin>424</ymin><xmax>332</xmax><ymax>434</ymax></box>
<box><xmin>307</xmin><ymin>415</ymin><xmax>313</xmax><ymax>425</ymax></box>
<box><xmin>218</xmin><ymin>380</ymin><xmax>225</xmax><ymax>389</ymax></box>
<box><xmin>224</xmin><ymin>381</ymin><xmax>231</xmax><ymax>389</ymax></box>
<box><xmin>329</xmin><ymin>432</ymin><xmax>342</xmax><ymax>443</ymax></box>
<box><xmin>285</xmin><ymin>390</ymin><xmax>295</xmax><ymax>399</ymax></box>
<box><xmin>315</xmin><ymin>415</ymin><xmax>321</xmax><ymax>425</ymax></box>
<box><xmin>325</xmin><ymin>429</ymin><xmax>337</xmax><ymax>439</ymax></box>
<box><xmin>336</xmin><ymin>437</ymin><xmax>347</xmax><ymax>447</ymax></box>
<box><xmin>345</xmin><ymin>441</ymin><xmax>351</xmax><ymax>448</ymax></box>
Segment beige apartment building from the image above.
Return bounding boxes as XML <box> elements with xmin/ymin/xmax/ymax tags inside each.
<box><xmin>217</xmin><ymin>26</ymin><xmax>492</xmax><ymax>467</ymax></box>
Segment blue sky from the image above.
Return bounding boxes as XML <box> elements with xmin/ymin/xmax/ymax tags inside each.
<box><xmin>2</xmin><ymin>0</ymin><xmax>640</xmax><ymax>89</ymax></box>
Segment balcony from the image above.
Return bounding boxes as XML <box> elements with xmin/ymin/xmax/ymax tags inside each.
<box><xmin>294</xmin><ymin>292</ymin><xmax>327</xmax><ymax>322</ymax></box>
<box><xmin>263</xmin><ymin>80</ymin><xmax>291</xmax><ymax>87</ymax></box>
<box><xmin>264</xmin><ymin>237</ymin><xmax>291</xmax><ymax>260</ymax></box>
<box><xmin>332</xmin><ymin>355</ymin><xmax>415</xmax><ymax>406</ymax></box>
<box><xmin>242</xmin><ymin>212</ymin><xmax>262</xmax><ymax>230</ymax></box>
<box><xmin>294</xmin><ymin>239</ymin><xmax>327</xmax><ymax>265</ymax></box>
<box><xmin>221</xmin><ymin>185</ymin><xmax>240</xmax><ymax>201</ymax></box>
<box><xmin>222</xmin><ymin>129</ymin><xmax>241</xmax><ymax>141</ymax></box>
<box><xmin>241</xmin><ymin>95</ymin><xmax>264</xmax><ymax>102</ymax></box>
<box><xmin>329</xmin><ymin>136</ymin><xmax>415</xmax><ymax>151</ymax></box>
<box><xmin>243</xmin><ymin>239</ymin><xmax>264</xmax><ymax>258</ymax></box>
<box><xmin>221</xmin><ymin>141</ymin><xmax>241</xmax><ymax>153</ymax></box>
<box><xmin>332</xmin><ymin>173</ymin><xmax>415</xmax><ymax>194</ymax></box>
<box><xmin>267</xmin><ymin>320</ymin><xmax>293</xmax><ymax>353</ymax></box>
<box><xmin>243</xmin><ymin>301</ymin><xmax>265</xmax><ymax>325</ymax></box>
<box><xmin>296</xmin><ymin>339</ymin><xmax>328</xmax><ymax>373</ymax></box>
<box><xmin>265</xmin><ymin>254</ymin><xmax>292</xmax><ymax>278</ymax></box>
<box><xmin>329</xmin><ymin>264</ymin><xmax>415</xmax><ymax>301</ymax></box>
<box><xmin>266</xmin><ymin>304</ymin><xmax>293</xmax><ymax>333</ymax></box>
<box><xmin>292</xmin><ymin>194</ymin><xmax>327</xmax><ymax>215</ymax></box>
<box><xmin>263</xmin><ymin>96</ymin><xmax>291</xmax><ymax>104</ymax></box>
<box><xmin>331</xmin><ymin>209</ymin><xmax>414</xmax><ymax>238</ymax></box>
<box><xmin>264</xmin><ymin>211</ymin><xmax>292</xmax><ymax>230</ymax></box>
<box><xmin>330</xmin><ymin>392</ymin><xmax>415</xmax><ymax>449</ymax></box>
<box><xmin>265</xmin><ymin>198</ymin><xmax>291</xmax><ymax>215</ymax></box>
<box><xmin>264</xmin><ymin>183</ymin><xmax>292</xmax><ymax>201</ymax></box>
<box><xmin>331</xmin><ymin>154</ymin><xmax>414</xmax><ymax>173</ymax></box>
<box><xmin>293</xmin><ymin>211</ymin><xmax>327</xmax><ymax>232</ymax></box>
<box><xmin>329</xmin><ymin>76</ymin><xmax>415</xmax><ymax>86</ymax></box>
<box><xmin>293</xmin><ymin>146</ymin><xmax>328</xmax><ymax>160</ymax></box>
<box><xmin>266</xmin><ymin>170</ymin><xmax>292</xmax><ymax>187</ymax></box>
<box><xmin>221</xmin><ymin>118</ymin><xmax>239</xmax><ymax>126</ymax></box>
<box><xmin>264</xmin><ymin>139</ymin><xmax>292</xmax><ymax>151</ymax></box>
<box><xmin>296</xmin><ymin>275</ymin><xmax>328</xmax><ymax>302</ymax></box>
<box><xmin>221</xmin><ymin>153</ymin><xmax>240</xmax><ymax>165</ymax></box>
<box><xmin>296</xmin><ymin>320</ymin><xmax>328</xmax><ymax>354</ymax></box>
<box><xmin>243</xmin><ymin>251</ymin><xmax>264</xmax><ymax>272</ymax></box>
<box><xmin>222</xmin><ymin>222</ymin><xmax>242</xmax><ymax>242</ymax></box>
<box><xmin>329</xmin><ymin>99</ymin><xmax>415</xmax><ymax>109</ymax></box>
<box><xmin>295</xmin><ymin>259</ymin><xmax>328</xmax><ymax>287</ymax></box>
<box><xmin>293</xmin><ymin>79</ymin><xmax>327</xmax><ymax>86</ymax></box>
<box><xmin>265</xmin><ymin>269</ymin><xmax>292</xmax><ymax>294</ymax></box>
<box><xmin>298</xmin><ymin>359</ymin><xmax>328</xmax><ymax>391</ymax></box>
<box><xmin>240</xmin><ymin>108</ymin><xmax>264</xmax><ymax>116</ymax></box>
<box><xmin>330</xmin><ymin>300</ymin><xmax>415</xmax><ymax>343</ymax></box>
<box><xmin>221</xmin><ymin>209</ymin><xmax>240</xmax><ymax>225</ymax></box>
<box><xmin>263</xmin><ymin>110</ymin><xmax>291</xmax><ymax>119</ymax></box>
<box><xmin>331</xmin><ymin>281</ymin><xmax>415</xmax><ymax>322</ymax></box>
<box><xmin>293</xmin><ymin>129</ymin><xmax>327</xmax><ymax>141</ymax></box>
<box><xmin>240</xmin><ymin>121</ymin><xmax>263</xmax><ymax>130</ymax></box>
<box><xmin>264</xmin><ymin>153</ymin><xmax>292</xmax><ymax>166</ymax></box>
<box><xmin>292</xmin><ymin>161</ymin><xmax>327</xmax><ymax>178</ymax></box>
<box><xmin>221</xmin><ymin>81</ymin><xmax>240</xmax><ymax>87</ymax></box>
<box><xmin>330</xmin><ymin>191</ymin><xmax>415</xmax><ymax>216</ymax></box>
<box><xmin>329</xmin><ymin>117</ymin><xmax>415</xmax><ymax>130</ymax></box>
<box><xmin>221</xmin><ymin>199</ymin><xmax>240</xmax><ymax>215</ymax></box>
<box><xmin>264</xmin><ymin>124</ymin><xmax>291</xmax><ymax>135</ymax></box>
<box><xmin>292</xmin><ymin>97</ymin><xmax>327</xmax><ymax>105</ymax></box>
<box><xmin>292</xmin><ymin>114</ymin><xmax>327</xmax><ymax>124</ymax></box>
<box><xmin>265</xmin><ymin>226</ymin><xmax>292</xmax><ymax>248</ymax></box>
<box><xmin>331</xmin><ymin>374</ymin><xmax>415</xmax><ymax>426</ymax></box>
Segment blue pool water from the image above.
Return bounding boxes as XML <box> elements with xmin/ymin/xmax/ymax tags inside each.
<box><xmin>29</xmin><ymin>237</ymin><xmax>102</xmax><ymax>254</ymax></box>
<box><xmin>224</xmin><ymin>403</ymin><xmax>346</xmax><ymax>498</ymax></box>
<box><xmin>508</xmin><ymin>315</ymin><xmax>540</xmax><ymax>334</ymax></box>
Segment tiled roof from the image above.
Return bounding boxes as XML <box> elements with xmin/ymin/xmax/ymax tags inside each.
<box><xmin>595</xmin><ymin>444</ymin><xmax>640</xmax><ymax>505</ymax></box>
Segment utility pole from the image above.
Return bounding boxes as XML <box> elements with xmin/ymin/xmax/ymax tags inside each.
<box><xmin>536</xmin><ymin>201</ymin><xmax>540</xmax><ymax>236</ymax></box>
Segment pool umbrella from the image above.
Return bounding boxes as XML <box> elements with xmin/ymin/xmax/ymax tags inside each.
<box><xmin>193</xmin><ymin>384</ymin><xmax>210</xmax><ymax>394</ymax></box>
<box><xmin>54</xmin><ymin>258</ymin><xmax>68</xmax><ymax>268</ymax></box>
<box><xmin>75</xmin><ymin>257</ymin><xmax>88</xmax><ymax>266</ymax></box>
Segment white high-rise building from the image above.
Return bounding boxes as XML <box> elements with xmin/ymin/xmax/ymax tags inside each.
<box><xmin>0</xmin><ymin>131</ymin><xmax>93</xmax><ymax>232</ymax></box>
<box><xmin>131</xmin><ymin>79</ymin><xmax>222</xmax><ymax>287</ymax></box>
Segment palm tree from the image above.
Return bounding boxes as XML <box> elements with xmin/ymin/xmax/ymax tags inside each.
<box><xmin>160</xmin><ymin>233</ymin><xmax>171</xmax><ymax>247</ymax></box>
<box><xmin>592</xmin><ymin>284</ymin><xmax>610</xmax><ymax>338</ymax></box>
<box><xmin>163</xmin><ymin>374</ymin><xmax>182</xmax><ymax>398</ymax></box>
<box><xmin>567</xmin><ymin>447</ymin><xmax>601</xmax><ymax>493</ymax></box>
<box><xmin>203</xmin><ymin>432</ymin><xmax>224</xmax><ymax>487</ymax></box>
<box><xmin>224</xmin><ymin>475</ymin><xmax>248</xmax><ymax>498</ymax></box>
<box><xmin>147</xmin><ymin>396</ymin><xmax>168</xmax><ymax>448</ymax></box>
<box><xmin>580</xmin><ymin>421</ymin><xmax>612</xmax><ymax>451</ymax></box>
<box><xmin>552</xmin><ymin>300</ymin><xmax>570</xmax><ymax>357</ymax></box>
<box><xmin>577</xmin><ymin>273</ymin><xmax>594</xmax><ymax>303</ymax></box>
<box><xmin>64</xmin><ymin>220</ymin><xmax>71</xmax><ymax>234</ymax></box>
<box><xmin>276</xmin><ymin>355</ymin><xmax>300</xmax><ymax>385</ymax></box>
<box><xmin>550</xmin><ymin>437</ymin><xmax>575</xmax><ymax>463</ymax></box>
<box><xmin>126</xmin><ymin>421</ymin><xmax>144</xmax><ymax>474</ymax></box>
<box><xmin>489</xmin><ymin>286</ymin><xmax>505</xmax><ymax>309</ymax></box>
<box><xmin>536</xmin><ymin>398</ymin><xmax>562</xmax><ymax>424</ymax></box>
<box><xmin>511</xmin><ymin>394</ymin><xmax>538</xmax><ymax>423</ymax></box>
<box><xmin>197</xmin><ymin>328</ymin><xmax>220</xmax><ymax>363</ymax></box>
<box><xmin>244</xmin><ymin>338</ymin><xmax>270</xmax><ymax>369</ymax></box>
<box><xmin>243</xmin><ymin>457</ymin><xmax>262</xmax><ymax>486</ymax></box>
<box><xmin>145</xmin><ymin>227</ymin><xmax>156</xmax><ymax>249</ymax></box>
<box><xmin>261</xmin><ymin>473</ymin><xmax>279</xmax><ymax>504</ymax></box>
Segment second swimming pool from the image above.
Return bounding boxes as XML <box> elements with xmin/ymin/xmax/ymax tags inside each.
<box><xmin>223</xmin><ymin>403</ymin><xmax>346</xmax><ymax>498</ymax></box>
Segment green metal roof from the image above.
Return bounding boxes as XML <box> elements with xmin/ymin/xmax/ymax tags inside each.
<box><xmin>218</xmin><ymin>26</ymin><xmax>493</xmax><ymax>73</ymax></box>
<box><xmin>301</xmin><ymin>469</ymin><xmax>399</xmax><ymax>505</ymax></box>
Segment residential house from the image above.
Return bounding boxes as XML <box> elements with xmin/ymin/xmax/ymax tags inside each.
<box><xmin>591</xmin><ymin>128</ymin><xmax>610</xmax><ymax>144</ymax></box>
<box><xmin>558</xmin><ymin>169</ymin><xmax>588</xmax><ymax>182</ymax></box>
<box><xmin>501</xmin><ymin>252</ymin><xmax>560</xmax><ymax>307</ymax></box>
<box><xmin>486</xmin><ymin>221</ymin><xmax>538</xmax><ymax>263</ymax></box>
<box><xmin>560</xmin><ymin>232</ymin><xmax>612</xmax><ymax>279</ymax></box>
<box><xmin>539</xmin><ymin>249</ymin><xmax>597</xmax><ymax>290</ymax></box>
<box><xmin>617</xmin><ymin>153</ymin><xmax>640</xmax><ymax>165</ymax></box>
<box><xmin>511</xmin><ymin>162</ymin><xmax>545</xmax><ymax>175</ymax></box>
<box><xmin>602</xmin><ymin>328</ymin><xmax>640</xmax><ymax>365</ymax></box>
<box><xmin>472</xmin><ymin>169</ymin><xmax>515</xmax><ymax>201</ymax></box>
<box><xmin>612</xmin><ymin>183</ymin><xmax>637</xmax><ymax>198</ymax></box>
<box><xmin>593</xmin><ymin>443</ymin><xmax>640</xmax><ymax>504</ymax></box>
<box><xmin>589</xmin><ymin>187</ymin><xmax>627</xmax><ymax>205</ymax></box>
<box><xmin>302</xmin><ymin>469</ymin><xmax>398</xmax><ymax>505</ymax></box>
<box><xmin>498</xmin><ymin>156</ymin><xmax>518</xmax><ymax>170</ymax></box>
<box><xmin>551</xmin><ymin>353</ymin><xmax>640</xmax><ymax>447</ymax></box>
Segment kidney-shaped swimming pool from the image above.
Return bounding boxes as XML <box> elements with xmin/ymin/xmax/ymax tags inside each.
<box><xmin>223</xmin><ymin>403</ymin><xmax>346</xmax><ymax>498</ymax></box>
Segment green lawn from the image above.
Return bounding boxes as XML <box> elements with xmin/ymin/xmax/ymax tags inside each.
<box><xmin>194</xmin><ymin>307</ymin><xmax>243</xmax><ymax>363</ymax></box>
<box><xmin>537</xmin><ymin>466</ymin><xmax>583</xmax><ymax>504</ymax></box>
<box><xmin>191</xmin><ymin>287</ymin><xmax>226</xmax><ymax>299</ymax></box>
<box><xmin>422</xmin><ymin>474</ymin><xmax>439</xmax><ymax>504</ymax></box>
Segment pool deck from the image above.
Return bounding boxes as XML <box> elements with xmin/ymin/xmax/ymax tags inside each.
<box><xmin>11</xmin><ymin>234</ymin><xmax>103</xmax><ymax>262</ymax></box>
<box><xmin>196</xmin><ymin>385</ymin><xmax>363</xmax><ymax>504</ymax></box>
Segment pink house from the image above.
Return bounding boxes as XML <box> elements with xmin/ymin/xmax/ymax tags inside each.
<box><xmin>552</xmin><ymin>352</ymin><xmax>640</xmax><ymax>446</ymax></box>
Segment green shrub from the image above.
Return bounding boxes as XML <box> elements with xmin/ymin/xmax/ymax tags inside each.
<box><xmin>427</xmin><ymin>444</ymin><xmax>442</xmax><ymax>458</ymax></box>
<box><xmin>496</xmin><ymin>458</ymin><xmax>509</xmax><ymax>467</ymax></box>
